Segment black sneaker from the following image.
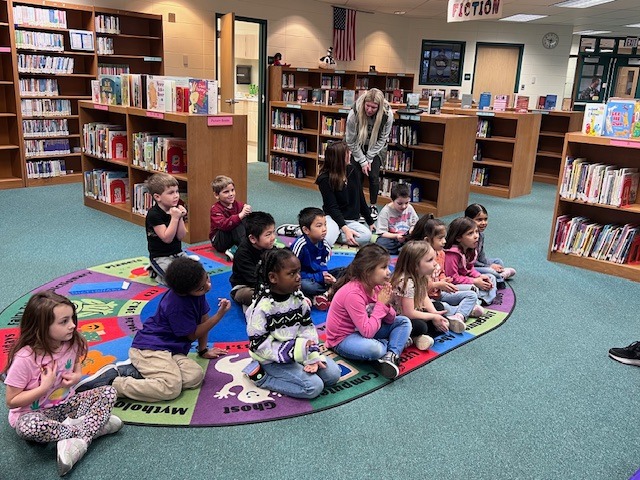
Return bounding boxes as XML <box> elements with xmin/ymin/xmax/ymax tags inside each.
<box><xmin>609</xmin><ymin>341</ymin><xmax>640</xmax><ymax>366</ymax></box>
<box><xmin>376</xmin><ymin>352</ymin><xmax>399</xmax><ymax>379</ymax></box>
<box><xmin>74</xmin><ymin>364</ymin><xmax>118</xmax><ymax>392</ymax></box>
<box><xmin>370</xmin><ymin>205</ymin><xmax>379</xmax><ymax>221</ymax></box>
<box><xmin>116</xmin><ymin>359</ymin><xmax>143</xmax><ymax>379</ymax></box>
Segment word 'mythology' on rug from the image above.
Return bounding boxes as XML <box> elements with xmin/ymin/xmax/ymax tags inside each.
<box><xmin>0</xmin><ymin>242</ymin><xmax>515</xmax><ymax>427</ymax></box>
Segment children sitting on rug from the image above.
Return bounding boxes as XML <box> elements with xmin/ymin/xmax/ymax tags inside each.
<box><xmin>444</xmin><ymin>217</ymin><xmax>497</xmax><ymax>306</ymax></box>
<box><xmin>229</xmin><ymin>211</ymin><xmax>276</xmax><ymax>307</ymax></box>
<box><xmin>243</xmin><ymin>248</ymin><xmax>341</xmax><ymax>399</ymax></box>
<box><xmin>290</xmin><ymin>207</ymin><xmax>346</xmax><ymax>311</ymax></box>
<box><xmin>464</xmin><ymin>203</ymin><xmax>516</xmax><ymax>289</ymax></box>
<box><xmin>145</xmin><ymin>172</ymin><xmax>191</xmax><ymax>285</ymax></box>
<box><xmin>75</xmin><ymin>257</ymin><xmax>230</xmax><ymax>402</ymax></box>
<box><xmin>209</xmin><ymin>175</ymin><xmax>252</xmax><ymax>261</ymax></box>
<box><xmin>375</xmin><ymin>183</ymin><xmax>418</xmax><ymax>255</ymax></box>
<box><xmin>4</xmin><ymin>291</ymin><xmax>122</xmax><ymax>476</ymax></box>
<box><xmin>325</xmin><ymin>244</ymin><xmax>411</xmax><ymax>380</ymax></box>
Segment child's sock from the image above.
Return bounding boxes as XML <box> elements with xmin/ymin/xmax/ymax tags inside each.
<box><xmin>447</xmin><ymin>313</ymin><xmax>466</xmax><ymax>333</ymax></box>
<box><xmin>501</xmin><ymin>267</ymin><xmax>516</xmax><ymax>280</ymax></box>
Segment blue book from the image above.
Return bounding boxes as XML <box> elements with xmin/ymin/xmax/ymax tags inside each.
<box><xmin>69</xmin><ymin>281</ymin><xmax>130</xmax><ymax>294</ymax></box>
<box><xmin>478</xmin><ymin>92</ymin><xmax>491</xmax><ymax>110</ymax></box>
<box><xmin>544</xmin><ymin>94</ymin><xmax>557</xmax><ymax>110</ymax></box>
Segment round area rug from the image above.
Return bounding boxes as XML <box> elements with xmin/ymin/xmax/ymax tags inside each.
<box><xmin>0</xmin><ymin>241</ymin><xmax>516</xmax><ymax>427</ymax></box>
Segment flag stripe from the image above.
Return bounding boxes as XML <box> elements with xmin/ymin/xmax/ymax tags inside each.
<box><xmin>333</xmin><ymin>7</ymin><xmax>356</xmax><ymax>62</ymax></box>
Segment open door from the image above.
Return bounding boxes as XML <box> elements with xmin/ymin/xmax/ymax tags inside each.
<box><xmin>219</xmin><ymin>12</ymin><xmax>235</xmax><ymax>113</ymax></box>
<box><xmin>472</xmin><ymin>44</ymin><xmax>522</xmax><ymax>106</ymax></box>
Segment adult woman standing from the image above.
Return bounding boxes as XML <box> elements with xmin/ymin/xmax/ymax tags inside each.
<box><xmin>345</xmin><ymin>88</ymin><xmax>394</xmax><ymax>220</ymax></box>
<box><xmin>316</xmin><ymin>141</ymin><xmax>374</xmax><ymax>247</ymax></box>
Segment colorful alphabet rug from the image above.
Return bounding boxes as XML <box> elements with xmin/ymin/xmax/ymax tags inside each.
<box><xmin>0</xmin><ymin>242</ymin><xmax>515</xmax><ymax>427</ymax></box>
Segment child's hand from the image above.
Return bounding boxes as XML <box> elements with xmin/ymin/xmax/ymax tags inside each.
<box><xmin>203</xmin><ymin>347</ymin><xmax>228</xmax><ymax>359</ymax></box>
<box><xmin>323</xmin><ymin>271</ymin><xmax>336</xmax><ymax>285</ymax></box>
<box><xmin>239</xmin><ymin>204</ymin><xmax>252</xmax><ymax>218</ymax></box>
<box><xmin>377</xmin><ymin>282</ymin><xmax>393</xmax><ymax>305</ymax></box>
<box><xmin>169</xmin><ymin>206</ymin><xmax>184</xmax><ymax>219</ymax></box>
<box><xmin>177</xmin><ymin>205</ymin><xmax>187</xmax><ymax>217</ymax></box>
<box><xmin>343</xmin><ymin>227</ymin><xmax>360</xmax><ymax>246</ymax></box>
<box><xmin>435</xmin><ymin>281</ymin><xmax>457</xmax><ymax>293</ymax></box>
<box><xmin>40</xmin><ymin>361</ymin><xmax>57</xmax><ymax>389</ymax></box>
<box><xmin>61</xmin><ymin>370</ymin><xmax>82</xmax><ymax>388</ymax></box>
<box><xmin>490</xmin><ymin>263</ymin><xmax>504</xmax><ymax>273</ymax></box>
<box><xmin>397</xmin><ymin>233</ymin><xmax>406</xmax><ymax>243</ymax></box>
<box><xmin>473</xmin><ymin>276</ymin><xmax>492</xmax><ymax>291</ymax></box>
<box><xmin>217</xmin><ymin>298</ymin><xmax>231</xmax><ymax>315</ymax></box>
<box><xmin>304</xmin><ymin>363</ymin><xmax>320</xmax><ymax>373</ymax></box>
<box><xmin>432</xmin><ymin>316</ymin><xmax>449</xmax><ymax>333</ymax></box>
<box><xmin>306</xmin><ymin>339</ymin><xmax>317</xmax><ymax>348</ymax></box>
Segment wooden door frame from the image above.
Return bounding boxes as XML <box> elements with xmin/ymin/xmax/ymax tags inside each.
<box><xmin>471</xmin><ymin>42</ymin><xmax>524</xmax><ymax>96</ymax></box>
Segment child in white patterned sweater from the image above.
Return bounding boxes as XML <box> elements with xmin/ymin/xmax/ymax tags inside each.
<box><xmin>244</xmin><ymin>248</ymin><xmax>341</xmax><ymax>399</ymax></box>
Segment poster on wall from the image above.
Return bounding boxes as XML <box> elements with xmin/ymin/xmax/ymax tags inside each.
<box><xmin>448</xmin><ymin>0</ymin><xmax>502</xmax><ymax>23</ymax></box>
<box><xmin>419</xmin><ymin>40</ymin><xmax>465</xmax><ymax>86</ymax></box>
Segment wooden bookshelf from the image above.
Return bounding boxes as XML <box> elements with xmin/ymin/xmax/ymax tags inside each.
<box><xmin>547</xmin><ymin>132</ymin><xmax>640</xmax><ymax>282</ymax></box>
<box><xmin>0</xmin><ymin>0</ymin><xmax>23</xmax><ymax>189</ymax></box>
<box><xmin>268</xmin><ymin>65</ymin><xmax>414</xmax><ymax>104</ymax></box>
<box><xmin>268</xmin><ymin>101</ymin><xmax>476</xmax><ymax>216</ymax></box>
<box><xmin>79</xmin><ymin>101</ymin><xmax>247</xmax><ymax>244</ymax></box>
<box><xmin>533</xmin><ymin>110</ymin><xmax>583</xmax><ymax>184</ymax></box>
<box><xmin>442</xmin><ymin>107</ymin><xmax>541</xmax><ymax>199</ymax></box>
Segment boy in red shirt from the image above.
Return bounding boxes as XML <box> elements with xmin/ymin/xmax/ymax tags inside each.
<box><xmin>209</xmin><ymin>175</ymin><xmax>251</xmax><ymax>260</ymax></box>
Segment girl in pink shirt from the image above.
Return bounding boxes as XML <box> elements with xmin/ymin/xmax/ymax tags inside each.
<box><xmin>3</xmin><ymin>291</ymin><xmax>122</xmax><ymax>476</ymax></box>
<box><xmin>325</xmin><ymin>244</ymin><xmax>411</xmax><ymax>379</ymax></box>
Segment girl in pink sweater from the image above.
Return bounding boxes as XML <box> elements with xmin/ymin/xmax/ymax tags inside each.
<box><xmin>444</xmin><ymin>217</ymin><xmax>497</xmax><ymax>306</ymax></box>
<box><xmin>325</xmin><ymin>244</ymin><xmax>411</xmax><ymax>380</ymax></box>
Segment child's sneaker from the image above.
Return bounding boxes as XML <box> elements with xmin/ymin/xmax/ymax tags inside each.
<box><xmin>376</xmin><ymin>351</ymin><xmax>400</xmax><ymax>379</ymax></box>
<box><xmin>471</xmin><ymin>305</ymin><xmax>486</xmax><ymax>317</ymax></box>
<box><xmin>74</xmin><ymin>364</ymin><xmax>118</xmax><ymax>393</ymax></box>
<box><xmin>313</xmin><ymin>294</ymin><xmax>330</xmax><ymax>311</ymax></box>
<box><xmin>447</xmin><ymin>313</ymin><xmax>466</xmax><ymax>334</ymax></box>
<box><xmin>95</xmin><ymin>415</ymin><xmax>123</xmax><ymax>439</ymax></box>
<box><xmin>115</xmin><ymin>359</ymin><xmax>143</xmax><ymax>379</ymax></box>
<box><xmin>57</xmin><ymin>438</ymin><xmax>88</xmax><ymax>476</ymax></box>
<box><xmin>369</xmin><ymin>205</ymin><xmax>379</xmax><ymax>221</ymax></box>
<box><xmin>608</xmin><ymin>341</ymin><xmax>640</xmax><ymax>366</ymax></box>
<box><xmin>502</xmin><ymin>267</ymin><xmax>516</xmax><ymax>280</ymax></box>
<box><xmin>412</xmin><ymin>335</ymin><xmax>434</xmax><ymax>351</ymax></box>
<box><xmin>224</xmin><ymin>245</ymin><xmax>238</xmax><ymax>261</ymax></box>
<box><xmin>187</xmin><ymin>254</ymin><xmax>201</xmax><ymax>262</ymax></box>
<box><xmin>276</xmin><ymin>224</ymin><xmax>302</xmax><ymax>237</ymax></box>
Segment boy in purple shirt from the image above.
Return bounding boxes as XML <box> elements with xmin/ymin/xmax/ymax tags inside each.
<box><xmin>75</xmin><ymin>257</ymin><xmax>230</xmax><ymax>402</ymax></box>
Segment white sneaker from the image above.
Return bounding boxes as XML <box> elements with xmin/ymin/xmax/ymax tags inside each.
<box><xmin>413</xmin><ymin>335</ymin><xmax>434</xmax><ymax>351</ymax></box>
<box><xmin>95</xmin><ymin>415</ymin><xmax>123</xmax><ymax>439</ymax></box>
<box><xmin>57</xmin><ymin>438</ymin><xmax>88</xmax><ymax>476</ymax></box>
<box><xmin>502</xmin><ymin>267</ymin><xmax>516</xmax><ymax>280</ymax></box>
<box><xmin>187</xmin><ymin>254</ymin><xmax>200</xmax><ymax>262</ymax></box>
<box><xmin>448</xmin><ymin>313</ymin><xmax>467</xmax><ymax>333</ymax></box>
<box><xmin>471</xmin><ymin>305</ymin><xmax>486</xmax><ymax>317</ymax></box>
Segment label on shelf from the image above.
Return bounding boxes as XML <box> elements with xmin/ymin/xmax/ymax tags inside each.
<box><xmin>338</xmin><ymin>109</ymin><xmax>350</xmax><ymax>114</ymax></box>
<box><xmin>285</xmin><ymin>104</ymin><xmax>302</xmax><ymax>109</ymax></box>
<box><xmin>93</xmin><ymin>103</ymin><xmax>108</xmax><ymax>111</ymax></box>
<box><xmin>296</xmin><ymin>68</ymin><xmax>309</xmax><ymax>72</ymax></box>
<box><xmin>143</xmin><ymin>56</ymin><xmax>162</xmax><ymax>62</ymax></box>
<box><xmin>610</xmin><ymin>139</ymin><xmax>640</xmax><ymax>149</ymax></box>
<box><xmin>208</xmin><ymin>116</ymin><xmax>233</xmax><ymax>127</ymax></box>
<box><xmin>397</xmin><ymin>73</ymin><xmax>406</xmax><ymax>77</ymax></box>
<box><xmin>335</xmin><ymin>70</ymin><xmax>345</xmax><ymax>74</ymax></box>
<box><xmin>477</xmin><ymin>111</ymin><xmax>495</xmax><ymax>117</ymax></box>
<box><xmin>146</xmin><ymin>111</ymin><xmax>164</xmax><ymax>119</ymax></box>
<box><xmin>0</xmin><ymin>47</ymin><xmax>10</xmax><ymax>53</ymax></box>
<box><xmin>399</xmin><ymin>114</ymin><xmax>421</xmax><ymax>121</ymax></box>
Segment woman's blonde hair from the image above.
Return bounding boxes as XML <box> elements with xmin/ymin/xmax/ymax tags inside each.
<box><xmin>390</xmin><ymin>240</ymin><xmax>434</xmax><ymax>310</ymax></box>
<box><xmin>355</xmin><ymin>88</ymin><xmax>388</xmax><ymax>147</ymax></box>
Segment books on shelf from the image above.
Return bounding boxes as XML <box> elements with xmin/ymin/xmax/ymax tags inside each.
<box><xmin>82</xmin><ymin>122</ymin><xmax>127</xmax><ymax>160</ymax></box>
<box><xmin>321</xmin><ymin>115</ymin><xmax>346</xmax><ymax>136</ymax></box>
<box><xmin>188</xmin><ymin>78</ymin><xmax>208</xmax><ymax>114</ymax></box>
<box><xmin>17</xmin><ymin>54</ymin><xmax>74</xmax><ymax>74</ymax></box>
<box><xmin>383</xmin><ymin>149</ymin><xmax>413</xmax><ymax>172</ymax></box>
<box><xmin>493</xmin><ymin>94</ymin><xmax>509</xmax><ymax>112</ymax></box>
<box><xmin>581</xmin><ymin>103</ymin><xmax>606</xmax><ymax>136</ymax></box>
<box><xmin>478</xmin><ymin>92</ymin><xmax>491</xmax><ymax>110</ymax></box>
<box><xmin>461</xmin><ymin>93</ymin><xmax>473</xmax><ymax>109</ymax></box>
<box><xmin>69</xmin><ymin>30</ymin><xmax>94</xmax><ymax>52</ymax></box>
<box><xmin>131</xmin><ymin>132</ymin><xmax>187</xmax><ymax>173</ymax></box>
<box><xmin>132</xmin><ymin>182</ymin><xmax>153</xmax><ymax>215</ymax></box>
<box><xmin>84</xmin><ymin>169</ymin><xmax>130</xmax><ymax>204</ymax></box>
<box><xmin>26</xmin><ymin>158</ymin><xmax>67</xmax><ymax>178</ymax></box>
<box><xmin>343</xmin><ymin>90</ymin><xmax>355</xmax><ymax>108</ymax></box>
<box><xmin>311</xmin><ymin>89</ymin><xmax>323</xmax><ymax>104</ymax></box>
<box><xmin>515</xmin><ymin>95</ymin><xmax>529</xmax><ymax>113</ymax></box>
<box><xmin>21</xmin><ymin>98</ymin><xmax>71</xmax><ymax>117</ymax></box>
<box><xmin>390</xmin><ymin>124</ymin><xmax>419</xmax><ymax>146</ymax></box>
<box><xmin>23</xmin><ymin>118</ymin><xmax>69</xmax><ymax>138</ymax></box>
<box><xmin>477</xmin><ymin>118</ymin><xmax>491</xmax><ymax>138</ymax></box>
<box><xmin>15</xmin><ymin>30</ymin><xmax>64</xmax><ymax>51</ymax></box>
<box><xmin>427</xmin><ymin>95</ymin><xmax>442</xmax><ymax>114</ymax></box>
<box><xmin>13</xmin><ymin>5</ymin><xmax>67</xmax><ymax>29</ymax></box>
<box><xmin>19</xmin><ymin>78</ymin><xmax>59</xmax><ymax>97</ymax></box>
<box><xmin>544</xmin><ymin>94</ymin><xmax>557</xmax><ymax>110</ymax></box>
<box><xmin>100</xmin><ymin>75</ymin><xmax>122</xmax><ymax>106</ymax></box>
<box><xmin>272</xmin><ymin>109</ymin><xmax>303</xmax><ymax>130</ymax></box>
<box><xmin>296</xmin><ymin>88</ymin><xmax>310</xmax><ymax>102</ymax></box>
<box><xmin>272</xmin><ymin>133</ymin><xmax>307</xmax><ymax>154</ymax></box>
<box><xmin>471</xmin><ymin>167</ymin><xmax>490</xmax><ymax>186</ymax></box>
<box><xmin>270</xmin><ymin>155</ymin><xmax>306</xmax><ymax>178</ymax></box>
<box><xmin>95</xmin><ymin>14</ymin><xmax>121</xmax><ymax>34</ymax></box>
<box><xmin>602</xmin><ymin>99</ymin><xmax>637</xmax><ymax>138</ymax></box>
<box><xmin>24</xmin><ymin>138</ymin><xmax>70</xmax><ymax>157</ymax></box>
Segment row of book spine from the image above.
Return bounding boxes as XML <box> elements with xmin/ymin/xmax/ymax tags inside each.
<box><xmin>282</xmin><ymin>73</ymin><xmax>295</xmax><ymax>88</ymax></box>
<box><xmin>269</xmin><ymin>156</ymin><xmax>306</xmax><ymax>178</ymax></box>
<box><xmin>552</xmin><ymin>215</ymin><xmax>640</xmax><ymax>264</ymax></box>
<box><xmin>19</xmin><ymin>78</ymin><xmax>59</xmax><ymax>96</ymax></box>
<box><xmin>132</xmin><ymin>184</ymin><xmax>187</xmax><ymax>215</ymax></box>
<box><xmin>15</xmin><ymin>30</ymin><xmax>64</xmax><ymax>51</ymax></box>
<box><xmin>383</xmin><ymin>149</ymin><xmax>413</xmax><ymax>172</ymax></box>
<box><xmin>386</xmin><ymin>78</ymin><xmax>401</xmax><ymax>89</ymax></box>
<box><xmin>24</xmin><ymin>138</ymin><xmax>71</xmax><ymax>158</ymax></box>
<box><xmin>95</xmin><ymin>15</ymin><xmax>120</xmax><ymax>34</ymax></box>
<box><xmin>20</xmin><ymin>98</ymin><xmax>71</xmax><ymax>117</ymax></box>
<box><xmin>26</xmin><ymin>158</ymin><xmax>67</xmax><ymax>178</ymax></box>
<box><xmin>559</xmin><ymin>157</ymin><xmax>639</xmax><ymax>207</ymax></box>
<box><xmin>17</xmin><ymin>54</ymin><xmax>74</xmax><ymax>75</ymax></box>
<box><xmin>131</xmin><ymin>133</ymin><xmax>187</xmax><ymax>174</ymax></box>
<box><xmin>271</xmin><ymin>110</ymin><xmax>303</xmax><ymax>130</ymax></box>
<box><xmin>471</xmin><ymin>167</ymin><xmax>490</xmax><ymax>186</ymax></box>
<box><xmin>13</xmin><ymin>6</ymin><xmax>67</xmax><ymax>29</ymax></box>
<box><xmin>82</xmin><ymin>123</ymin><xmax>127</xmax><ymax>160</ymax></box>
<box><xmin>477</xmin><ymin>119</ymin><xmax>491</xmax><ymax>138</ymax></box>
<box><xmin>389</xmin><ymin>124</ymin><xmax>418</xmax><ymax>146</ymax></box>
<box><xmin>321</xmin><ymin>75</ymin><xmax>342</xmax><ymax>89</ymax></box>
<box><xmin>272</xmin><ymin>134</ymin><xmax>307</xmax><ymax>154</ymax></box>
<box><xmin>320</xmin><ymin>115</ymin><xmax>345</xmax><ymax>136</ymax></box>
<box><xmin>84</xmin><ymin>169</ymin><xmax>129</xmax><ymax>204</ymax></box>
<box><xmin>23</xmin><ymin>119</ymin><xmax>69</xmax><ymax>138</ymax></box>
<box><xmin>96</xmin><ymin>37</ymin><xmax>114</xmax><ymax>55</ymax></box>
<box><xmin>98</xmin><ymin>63</ymin><xmax>130</xmax><ymax>75</ymax></box>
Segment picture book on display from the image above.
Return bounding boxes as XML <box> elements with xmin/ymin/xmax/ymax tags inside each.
<box><xmin>582</xmin><ymin>103</ymin><xmax>606</xmax><ymax>136</ymax></box>
<box><xmin>478</xmin><ymin>92</ymin><xmax>491</xmax><ymax>110</ymax></box>
<box><xmin>188</xmin><ymin>78</ymin><xmax>208</xmax><ymax>114</ymax></box>
<box><xmin>515</xmin><ymin>95</ymin><xmax>529</xmax><ymax>113</ymax></box>
<box><xmin>493</xmin><ymin>94</ymin><xmax>509</xmax><ymax>112</ymax></box>
<box><xmin>537</xmin><ymin>96</ymin><xmax>546</xmax><ymax>110</ymax></box>
<box><xmin>602</xmin><ymin>99</ymin><xmax>636</xmax><ymax>138</ymax></box>
<box><xmin>544</xmin><ymin>94</ymin><xmax>557</xmax><ymax>110</ymax></box>
<box><xmin>343</xmin><ymin>90</ymin><xmax>355</xmax><ymax>107</ymax></box>
<box><xmin>311</xmin><ymin>89</ymin><xmax>323</xmax><ymax>104</ymax></box>
<box><xmin>99</xmin><ymin>75</ymin><xmax>122</xmax><ymax>105</ymax></box>
<box><xmin>461</xmin><ymin>94</ymin><xmax>473</xmax><ymax>109</ymax></box>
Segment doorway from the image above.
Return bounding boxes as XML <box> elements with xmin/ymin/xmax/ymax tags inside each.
<box><xmin>216</xmin><ymin>14</ymin><xmax>267</xmax><ymax>164</ymax></box>
<box><xmin>613</xmin><ymin>66</ymin><xmax>639</xmax><ymax>98</ymax></box>
<box><xmin>472</xmin><ymin>43</ymin><xmax>523</xmax><ymax>106</ymax></box>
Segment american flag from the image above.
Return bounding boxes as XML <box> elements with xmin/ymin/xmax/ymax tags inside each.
<box><xmin>333</xmin><ymin>6</ymin><xmax>356</xmax><ymax>61</ymax></box>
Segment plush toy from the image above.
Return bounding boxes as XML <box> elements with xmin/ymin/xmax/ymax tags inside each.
<box><xmin>272</xmin><ymin>52</ymin><xmax>290</xmax><ymax>67</ymax></box>
<box><xmin>319</xmin><ymin>47</ymin><xmax>336</xmax><ymax>70</ymax></box>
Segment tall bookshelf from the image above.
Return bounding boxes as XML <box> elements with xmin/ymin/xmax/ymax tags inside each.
<box><xmin>268</xmin><ymin>66</ymin><xmax>414</xmax><ymax>104</ymax></box>
<box><xmin>547</xmin><ymin>133</ymin><xmax>640</xmax><ymax>282</ymax></box>
<box><xmin>533</xmin><ymin>110</ymin><xmax>583</xmax><ymax>184</ymax></box>
<box><xmin>269</xmin><ymin>101</ymin><xmax>477</xmax><ymax>216</ymax></box>
<box><xmin>0</xmin><ymin>0</ymin><xmax>22</xmax><ymax>189</ymax></box>
<box><xmin>442</xmin><ymin>107</ymin><xmax>541</xmax><ymax>199</ymax></box>
<box><xmin>79</xmin><ymin>101</ymin><xmax>247</xmax><ymax>244</ymax></box>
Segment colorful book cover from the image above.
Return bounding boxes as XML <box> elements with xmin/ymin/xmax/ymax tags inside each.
<box><xmin>478</xmin><ymin>92</ymin><xmax>491</xmax><ymax>110</ymax></box>
<box><xmin>91</xmin><ymin>80</ymin><xmax>100</xmax><ymax>104</ymax></box>
<box><xmin>297</xmin><ymin>88</ymin><xmax>309</xmax><ymax>103</ymax></box>
<box><xmin>311</xmin><ymin>89</ymin><xmax>323</xmax><ymax>104</ymax></box>
<box><xmin>632</xmin><ymin>101</ymin><xmax>640</xmax><ymax>138</ymax></box>
<box><xmin>544</xmin><ymin>94</ymin><xmax>557</xmax><ymax>110</ymax></box>
<box><xmin>493</xmin><ymin>94</ymin><xmax>509</xmax><ymax>112</ymax></box>
<box><xmin>107</xmin><ymin>130</ymin><xmax>127</xmax><ymax>159</ymax></box>
<box><xmin>207</xmin><ymin>81</ymin><xmax>218</xmax><ymax>114</ymax></box>
<box><xmin>343</xmin><ymin>89</ymin><xmax>355</xmax><ymax>108</ymax></box>
<box><xmin>515</xmin><ymin>95</ymin><xmax>529</xmax><ymax>113</ymax></box>
<box><xmin>537</xmin><ymin>96</ymin><xmax>546</xmax><ymax>109</ymax></box>
<box><xmin>166</xmin><ymin>138</ymin><xmax>187</xmax><ymax>173</ymax></box>
<box><xmin>581</xmin><ymin>103</ymin><xmax>606</xmax><ymax>136</ymax></box>
<box><xmin>100</xmin><ymin>75</ymin><xmax>122</xmax><ymax>105</ymax></box>
<box><xmin>602</xmin><ymin>99</ymin><xmax>636</xmax><ymax>138</ymax></box>
<box><xmin>188</xmin><ymin>78</ymin><xmax>208</xmax><ymax>114</ymax></box>
<box><xmin>121</xmin><ymin>74</ymin><xmax>130</xmax><ymax>107</ymax></box>
<box><xmin>107</xmin><ymin>177</ymin><xmax>129</xmax><ymax>204</ymax></box>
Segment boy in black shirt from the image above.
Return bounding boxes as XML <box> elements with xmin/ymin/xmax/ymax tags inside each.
<box><xmin>229</xmin><ymin>211</ymin><xmax>276</xmax><ymax>306</ymax></box>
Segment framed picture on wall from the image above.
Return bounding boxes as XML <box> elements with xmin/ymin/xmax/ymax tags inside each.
<box><xmin>419</xmin><ymin>40</ymin><xmax>465</xmax><ymax>85</ymax></box>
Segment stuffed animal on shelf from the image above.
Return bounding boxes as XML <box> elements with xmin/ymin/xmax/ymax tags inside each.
<box><xmin>272</xmin><ymin>52</ymin><xmax>290</xmax><ymax>67</ymax></box>
<box><xmin>319</xmin><ymin>46</ymin><xmax>336</xmax><ymax>70</ymax></box>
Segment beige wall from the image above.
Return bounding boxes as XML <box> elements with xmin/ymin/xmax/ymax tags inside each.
<box><xmin>80</xmin><ymin>0</ymin><xmax>573</xmax><ymax>108</ymax></box>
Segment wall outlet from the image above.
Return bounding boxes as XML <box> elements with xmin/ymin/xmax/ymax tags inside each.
<box><xmin>183</xmin><ymin>55</ymin><xmax>188</xmax><ymax>67</ymax></box>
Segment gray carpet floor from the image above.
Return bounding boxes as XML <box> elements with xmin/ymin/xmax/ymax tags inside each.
<box><xmin>0</xmin><ymin>162</ymin><xmax>639</xmax><ymax>479</ymax></box>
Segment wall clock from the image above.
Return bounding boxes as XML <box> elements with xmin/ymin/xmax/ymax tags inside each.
<box><xmin>543</xmin><ymin>32</ymin><xmax>559</xmax><ymax>49</ymax></box>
